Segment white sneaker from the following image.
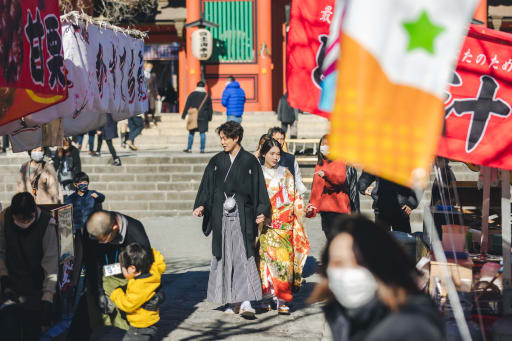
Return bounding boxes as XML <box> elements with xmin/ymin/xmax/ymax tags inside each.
<box><xmin>240</xmin><ymin>301</ymin><xmax>256</xmax><ymax>318</ymax></box>
<box><xmin>224</xmin><ymin>303</ymin><xmax>240</xmax><ymax>314</ymax></box>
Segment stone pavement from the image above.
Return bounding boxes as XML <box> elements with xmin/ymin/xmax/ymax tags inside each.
<box><xmin>141</xmin><ymin>215</ymin><xmax>332</xmax><ymax>341</ymax></box>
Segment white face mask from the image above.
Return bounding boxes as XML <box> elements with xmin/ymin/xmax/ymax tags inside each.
<box><xmin>327</xmin><ymin>266</ymin><xmax>378</xmax><ymax>309</ymax></box>
<box><xmin>31</xmin><ymin>151</ymin><xmax>44</xmax><ymax>162</ymax></box>
<box><xmin>320</xmin><ymin>145</ymin><xmax>329</xmax><ymax>156</ymax></box>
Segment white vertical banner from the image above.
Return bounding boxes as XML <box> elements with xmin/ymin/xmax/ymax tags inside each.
<box><xmin>6</xmin><ymin>13</ymin><xmax>148</xmax><ymax>149</ymax></box>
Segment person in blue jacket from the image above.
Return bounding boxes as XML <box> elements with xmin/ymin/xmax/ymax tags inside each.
<box><xmin>221</xmin><ymin>76</ymin><xmax>246</xmax><ymax>123</ymax></box>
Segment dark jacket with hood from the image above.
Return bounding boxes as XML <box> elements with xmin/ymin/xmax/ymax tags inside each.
<box><xmin>364</xmin><ymin>295</ymin><xmax>444</xmax><ymax>341</ymax></box>
<box><xmin>182</xmin><ymin>87</ymin><xmax>213</xmax><ymax>133</ymax></box>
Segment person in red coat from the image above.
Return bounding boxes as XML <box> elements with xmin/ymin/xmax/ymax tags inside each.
<box><xmin>306</xmin><ymin>135</ymin><xmax>357</xmax><ymax>238</ymax></box>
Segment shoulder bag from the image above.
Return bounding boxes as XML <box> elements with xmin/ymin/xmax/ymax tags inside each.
<box><xmin>186</xmin><ymin>94</ymin><xmax>208</xmax><ymax>131</ymax></box>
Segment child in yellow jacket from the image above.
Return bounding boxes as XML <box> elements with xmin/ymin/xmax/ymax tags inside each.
<box><xmin>110</xmin><ymin>243</ymin><xmax>166</xmax><ymax>341</ymax></box>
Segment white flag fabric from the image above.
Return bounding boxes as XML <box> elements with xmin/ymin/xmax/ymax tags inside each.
<box><xmin>8</xmin><ymin>13</ymin><xmax>147</xmax><ymax>151</ymax></box>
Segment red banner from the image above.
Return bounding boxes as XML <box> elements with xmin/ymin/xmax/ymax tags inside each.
<box><xmin>438</xmin><ymin>25</ymin><xmax>512</xmax><ymax>170</ymax></box>
<box><xmin>0</xmin><ymin>0</ymin><xmax>67</xmax><ymax>126</ymax></box>
<box><xmin>286</xmin><ymin>0</ymin><xmax>333</xmax><ymax>117</ymax></box>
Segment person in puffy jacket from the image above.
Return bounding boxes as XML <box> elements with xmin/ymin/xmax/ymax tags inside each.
<box><xmin>221</xmin><ymin>76</ymin><xmax>246</xmax><ymax>123</ymax></box>
<box><xmin>306</xmin><ymin>135</ymin><xmax>359</xmax><ymax>239</ymax></box>
<box><xmin>109</xmin><ymin>245</ymin><xmax>166</xmax><ymax>341</ymax></box>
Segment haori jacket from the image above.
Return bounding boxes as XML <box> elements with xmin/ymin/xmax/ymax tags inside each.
<box><xmin>194</xmin><ymin>148</ymin><xmax>271</xmax><ymax>259</ymax></box>
<box><xmin>110</xmin><ymin>249</ymin><xmax>166</xmax><ymax>329</ymax></box>
<box><xmin>221</xmin><ymin>81</ymin><xmax>246</xmax><ymax>117</ymax></box>
<box><xmin>309</xmin><ymin>160</ymin><xmax>352</xmax><ymax>216</ymax></box>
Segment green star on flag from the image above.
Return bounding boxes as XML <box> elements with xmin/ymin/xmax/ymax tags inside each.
<box><xmin>403</xmin><ymin>10</ymin><xmax>445</xmax><ymax>54</ymax></box>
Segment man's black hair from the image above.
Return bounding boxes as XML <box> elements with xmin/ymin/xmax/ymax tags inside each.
<box><xmin>119</xmin><ymin>243</ymin><xmax>152</xmax><ymax>274</ymax></box>
<box><xmin>73</xmin><ymin>172</ymin><xmax>89</xmax><ymax>184</ymax></box>
<box><xmin>11</xmin><ymin>192</ymin><xmax>37</xmax><ymax>219</ymax></box>
<box><xmin>268</xmin><ymin>127</ymin><xmax>286</xmax><ymax>137</ymax></box>
<box><xmin>216</xmin><ymin>121</ymin><xmax>244</xmax><ymax>144</ymax></box>
<box><xmin>197</xmin><ymin>81</ymin><xmax>205</xmax><ymax>87</ymax></box>
<box><xmin>260</xmin><ymin>138</ymin><xmax>282</xmax><ymax>158</ymax></box>
<box><xmin>228</xmin><ymin>75</ymin><xmax>235</xmax><ymax>82</ymax></box>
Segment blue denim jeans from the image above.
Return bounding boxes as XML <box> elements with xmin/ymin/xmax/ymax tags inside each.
<box><xmin>188</xmin><ymin>131</ymin><xmax>206</xmax><ymax>151</ymax></box>
<box><xmin>226</xmin><ymin>115</ymin><xmax>242</xmax><ymax>124</ymax></box>
<box><xmin>78</xmin><ymin>130</ymin><xmax>96</xmax><ymax>152</ymax></box>
<box><xmin>128</xmin><ymin>116</ymin><xmax>144</xmax><ymax>142</ymax></box>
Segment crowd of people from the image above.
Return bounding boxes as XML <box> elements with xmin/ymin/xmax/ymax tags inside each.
<box><xmin>192</xmin><ymin>119</ymin><xmax>434</xmax><ymax>341</ymax></box>
<box><xmin>0</xmin><ymin>76</ymin><xmax>449</xmax><ymax>340</ymax></box>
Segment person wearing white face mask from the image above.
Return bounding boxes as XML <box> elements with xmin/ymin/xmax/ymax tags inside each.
<box><xmin>17</xmin><ymin>146</ymin><xmax>62</xmax><ymax>205</ymax></box>
<box><xmin>306</xmin><ymin>135</ymin><xmax>359</xmax><ymax>239</ymax></box>
<box><xmin>309</xmin><ymin>215</ymin><xmax>443</xmax><ymax>341</ymax></box>
<box><xmin>0</xmin><ymin>192</ymin><xmax>59</xmax><ymax>339</ymax></box>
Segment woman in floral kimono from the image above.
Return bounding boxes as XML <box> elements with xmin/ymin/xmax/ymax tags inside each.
<box><xmin>258</xmin><ymin>138</ymin><xmax>310</xmax><ymax>314</ymax></box>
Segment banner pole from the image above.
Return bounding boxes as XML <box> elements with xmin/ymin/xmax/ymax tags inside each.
<box><xmin>414</xmin><ymin>185</ymin><xmax>472</xmax><ymax>341</ymax></box>
<box><xmin>501</xmin><ymin>170</ymin><xmax>512</xmax><ymax>315</ymax></box>
<box><xmin>481</xmin><ymin>166</ymin><xmax>491</xmax><ymax>255</ymax></box>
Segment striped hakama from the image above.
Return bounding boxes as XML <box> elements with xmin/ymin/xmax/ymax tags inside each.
<box><xmin>207</xmin><ymin>206</ymin><xmax>263</xmax><ymax>305</ymax></box>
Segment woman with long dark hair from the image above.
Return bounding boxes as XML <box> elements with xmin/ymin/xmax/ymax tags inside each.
<box><xmin>258</xmin><ymin>138</ymin><xmax>310</xmax><ymax>314</ymax></box>
<box><xmin>309</xmin><ymin>215</ymin><xmax>443</xmax><ymax>341</ymax></box>
<box><xmin>306</xmin><ymin>134</ymin><xmax>359</xmax><ymax>238</ymax></box>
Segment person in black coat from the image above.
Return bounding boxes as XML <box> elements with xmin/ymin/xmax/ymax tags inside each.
<box><xmin>309</xmin><ymin>215</ymin><xmax>443</xmax><ymax>341</ymax></box>
<box><xmin>358</xmin><ymin>171</ymin><xmax>419</xmax><ymax>233</ymax></box>
<box><xmin>53</xmin><ymin>137</ymin><xmax>82</xmax><ymax>200</ymax></box>
<box><xmin>182</xmin><ymin>81</ymin><xmax>213</xmax><ymax>153</ymax></box>
<box><xmin>95</xmin><ymin>114</ymin><xmax>121</xmax><ymax>166</ymax></box>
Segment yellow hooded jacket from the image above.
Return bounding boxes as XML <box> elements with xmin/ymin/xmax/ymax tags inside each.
<box><xmin>110</xmin><ymin>249</ymin><xmax>166</xmax><ymax>328</ymax></box>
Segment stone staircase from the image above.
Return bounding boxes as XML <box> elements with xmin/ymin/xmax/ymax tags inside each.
<box><xmin>0</xmin><ymin>112</ymin><xmax>479</xmax><ymax>232</ymax></box>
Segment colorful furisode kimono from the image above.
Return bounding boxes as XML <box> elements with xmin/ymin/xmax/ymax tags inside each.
<box><xmin>259</xmin><ymin>165</ymin><xmax>310</xmax><ymax>302</ymax></box>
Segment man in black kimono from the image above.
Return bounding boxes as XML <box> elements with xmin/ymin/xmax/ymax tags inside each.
<box><xmin>194</xmin><ymin>121</ymin><xmax>271</xmax><ymax>317</ymax></box>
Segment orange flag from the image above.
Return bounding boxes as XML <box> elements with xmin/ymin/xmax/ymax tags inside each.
<box><xmin>328</xmin><ymin>0</ymin><xmax>477</xmax><ymax>187</ymax></box>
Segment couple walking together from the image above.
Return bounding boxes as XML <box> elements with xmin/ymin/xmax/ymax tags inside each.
<box><xmin>193</xmin><ymin>121</ymin><xmax>310</xmax><ymax>316</ymax></box>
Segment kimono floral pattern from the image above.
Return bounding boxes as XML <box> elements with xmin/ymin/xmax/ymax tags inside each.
<box><xmin>259</xmin><ymin>166</ymin><xmax>310</xmax><ymax>302</ymax></box>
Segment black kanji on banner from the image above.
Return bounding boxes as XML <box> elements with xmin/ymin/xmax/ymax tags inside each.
<box><xmin>109</xmin><ymin>44</ymin><xmax>117</xmax><ymax>99</ymax></box>
<box><xmin>137</xmin><ymin>50</ymin><xmax>146</xmax><ymax>101</ymax></box>
<box><xmin>119</xmin><ymin>47</ymin><xmax>127</xmax><ymax>101</ymax></box>
<box><xmin>96</xmin><ymin>43</ymin><xmax>107</xmax><ymax>98</ymax></box>
<box><xmin>311</xmin><ymin>34</ymin><xmax>328</xmax><ymax>89</ymax></box>
<box><xmin>127</xmin><ymin>49</ymin><xmax>135</xmax><ymax>103</ymax></box>
<box><xmin>25</xmin><ymin>8</ymin><xmax>45</xmax><ymax>85</ymax></box>
<box><xmin>45</xmin><ymin>14</ymin><xmax>65</xmax><ymax>89</ymax></box>
<box><xmin>446</xmin><ymin>75</ymin><xmax>511</xmax><ymax>153</ymax></box>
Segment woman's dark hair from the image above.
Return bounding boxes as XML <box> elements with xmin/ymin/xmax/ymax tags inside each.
<box><xmin>216</xmin><ymin>121</ymin><xmax>244</xmax><ymax>144</ymax></box>
<box><xmin>119</xmin><ymin>243</ymin><xmax>152</xmax><ymax>274</ymax></box>
<box><xmin>257</xmin><ymin>134</ymin><xmax>271</xmax><ymax>150</ymax></box>
<box><xmin>320</xmin><ymin>215</ymin><xmax>420</xmax><ymax>294</ymax></box>
<box><xmin>11</xmin><ymin>192</ymin><xmax>37</xmax><ymax>219</ymax></box>
<box><xmin>318</xmin><ymin>134</ymin><xmax>329</xmax><ymax>166</ymax></box>
<box><xmin>197</xmin><ymin>81</ymin><xmax>205</xmax><ymax>87</ymax></box>
<box><xmin>73</xmin><ymin>171</ymin><xmax>89</xmax><ymax>184</ymax></box>
<box><xmin>260</xmin><ymin>138</ymin><xmax>282</xmax><ymax>158</ymax></box>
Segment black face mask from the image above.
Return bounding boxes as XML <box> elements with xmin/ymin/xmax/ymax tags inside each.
<box><xmin>77</xmin><ymin>184</ymin><xmax>88</xmax><ymax>192</ymax></box>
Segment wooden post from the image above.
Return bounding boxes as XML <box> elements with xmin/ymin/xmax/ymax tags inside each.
<box><xmin>481</xmin><ymin>166</ymin><xmax>491</xmax><ymax>255</ymax></box>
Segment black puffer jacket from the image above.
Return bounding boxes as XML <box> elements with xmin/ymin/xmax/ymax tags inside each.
<box><xmin>365</xmin><ymin>295</ymin><xmax>444</xmax><ymax>341</ymax></box>
<box><xmin>358</xmin><ymin>172</ymin><xmax>419</xmax><ymax>212</ymax></box>
<box><xmin>324</xmin><ymin>298</ymin><xmax>389</xmax><ymax>341</ymax></box>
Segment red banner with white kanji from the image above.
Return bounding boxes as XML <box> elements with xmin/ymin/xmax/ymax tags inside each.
<box><xmin>0</xmin><ymin>0</ymin><xmax>67</xmax><ymax>126</ymax></box>
<box><xmin>287</xmin><ymin>0</ymin><xmax>334</xmax><ymax>117</ymax></box>
<box><xmin>438</xmin><ymin>25</ymin><xmax>512</xmax><ymax>170</ymax></box>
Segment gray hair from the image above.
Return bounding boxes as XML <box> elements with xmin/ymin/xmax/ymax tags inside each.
<box><xmin>86</xmin><ymin>210</ymin><xmax>116</xmax><ymax>238</ymax></box>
